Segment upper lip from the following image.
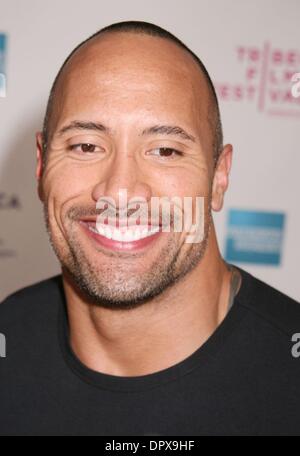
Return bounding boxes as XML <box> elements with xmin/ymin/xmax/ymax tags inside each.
<box><xmin>79</xmin><ymin>216</ymin><xmax>163</xmax><ymax>228</ymax></box>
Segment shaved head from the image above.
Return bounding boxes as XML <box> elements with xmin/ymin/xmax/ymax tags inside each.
<box><xmin>41</xmin><ymin>20</ymin><xmax>223</xmax><ymax>167</ymax></box>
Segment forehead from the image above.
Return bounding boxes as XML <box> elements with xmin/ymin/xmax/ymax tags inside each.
<box><xmin>52</xmin><ymin>33</ymin><xmax>210</xmax><ymax>135</ymax></box>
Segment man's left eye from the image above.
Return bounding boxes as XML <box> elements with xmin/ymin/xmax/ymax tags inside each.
<box><xmin>69</xmin><ymin>143</ymin><xmax>99</xmax><ymax>153</ymax></box>
<box><xmin>148</xmin><ymin>147</ymin><xmax>183</xmax><ymax>158</ymax></box>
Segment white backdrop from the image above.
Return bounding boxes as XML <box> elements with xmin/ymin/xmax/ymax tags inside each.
<box><xmin>0</xmin><ymin>0</ymin><xmax>299</xmax><ymax>301</ymax></box>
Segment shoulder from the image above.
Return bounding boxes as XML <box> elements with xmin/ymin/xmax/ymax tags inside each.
<box><xmin>0</xmin><ymin>275</ymin><xmax>64</xmax><ymax>328</ymax></box>
<box><xmin>234</xmin><ymin>265</ymin><xmax>300</xmax><ymax>337</ymax></box>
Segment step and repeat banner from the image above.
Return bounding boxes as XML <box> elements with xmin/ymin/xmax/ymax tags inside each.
<box><xmin>0</xmin><ymin>0</ymin><xmax>299</xmax><ymax>301</ymax></box>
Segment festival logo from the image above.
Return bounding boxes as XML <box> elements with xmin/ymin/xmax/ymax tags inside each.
<box><xmin>215</xmin><ymin>43</ymin><xmax>300</xmax><ymax>117</ymax></box>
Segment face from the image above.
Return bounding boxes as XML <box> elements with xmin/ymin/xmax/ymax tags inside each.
<box><xmin>36</xmin><ymin>32</ymin><xmax>231</xmax><ymax>309</ymax></box>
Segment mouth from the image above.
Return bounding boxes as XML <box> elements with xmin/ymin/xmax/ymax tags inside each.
<box><xmin>79</xmin><ymin>218</ymin><xmax>163</xmax><ymax>252</ymax></box>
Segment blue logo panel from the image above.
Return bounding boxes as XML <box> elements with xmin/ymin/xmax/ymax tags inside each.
<box><xmin>225</xmin><ymin>209</ymin><xmax>285</xmax><ymax>266</ymax></box>
<box><xmin>0</xmin><ymin>33</ymin><xmax>7</xmax><ymax>97</ymax></box>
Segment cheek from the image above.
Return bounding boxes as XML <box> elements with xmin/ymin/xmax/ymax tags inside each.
<box><xmin>157</xmin><ymin>171</ymin><xmax>211</xmax><ymax>237</ymax></box>
<box><xmin>42</xmin><ymin>161</ymin><xmax>99</xmax><ymax>204</ymax></box>
<box><xmin>41</xmin><ymin>163</ymin><xmax>100</xmax><ymax>240</ymax></box>
<box><xmin>159</xmin><ymin>168</ymin><xmax>211</xmax><ymax>200</ymax></box>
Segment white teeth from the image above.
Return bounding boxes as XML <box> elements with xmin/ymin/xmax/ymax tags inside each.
<box><xmin>88</xmin><ymin>225</ymin><xmax>98</xmax><ymax>234</ymax></box>
<box><xmin>96</xmin><ymin>224</ymin><xmax>105</xmax><ymax>237</ymax></box>
<box><xmin>124</xmin><ymin>230</ymin><xmax>132</xmax><ymax>242</ymax></box>
<box><xmin>87</xmin><ymin>223</ymin><xmax>160</xmax><ymax>242</ymax></box>
<box><xmin>133</xmin><ymin>229</ymin><xmax>141</xmax><ymax>241</ymax></box>
<box><xmin>104</xmin><ymin>225</ymin><xmax>112</xmax><ymax>239</ymax></box>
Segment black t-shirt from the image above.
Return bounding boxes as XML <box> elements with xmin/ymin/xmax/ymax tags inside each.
<box><xmin>0</xmin><ymin>265</ymin><xmax>300</xmax><ymax>436</ymax></box>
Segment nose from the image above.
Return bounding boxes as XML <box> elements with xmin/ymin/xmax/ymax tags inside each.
<box><xmin>91</xmin><ymin>150</ymin><xmax>152</xmax><ymax>214</ymax></box>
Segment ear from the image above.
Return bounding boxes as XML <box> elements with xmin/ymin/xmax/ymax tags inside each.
<box><xmin>211</xmin><ymin>144</ymin><xmax>233</xmax><ymax>212</ymax></box>
<box><xmin>36</xmin><ymin>131</ymin><xmax>44</xmax><ymax>202</ymax></box>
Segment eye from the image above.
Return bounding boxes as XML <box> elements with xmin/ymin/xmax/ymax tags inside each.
<box><xmin>147</xmin><ymin>147</ymin><xmax>183</xmax><ymax>159</ymax></box>
<box><xmin>68</xmin><ymin>143</ymin><xmax>102</xmax><ymax>154</ymax></box>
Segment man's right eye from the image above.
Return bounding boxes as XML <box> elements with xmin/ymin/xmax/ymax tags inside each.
<box><xmin>68</xmin><ymin>143</ymin><xmax>101</xmax><ymax>153</ymax></box>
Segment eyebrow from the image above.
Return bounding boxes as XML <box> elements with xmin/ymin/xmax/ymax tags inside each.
<box><xmin>141</xmin><ymin>125</ymin><xmax>196</xmax><ymax>143</ymax></box>
<box><xmin>56</xmin><ymin>121</ymin><xmax>110</xmax><ymax>136</ymax></box>
<box><xmin>56</xmin><ymin>120</ymin><xmax>196</xmax><ymax>143</ymax></box>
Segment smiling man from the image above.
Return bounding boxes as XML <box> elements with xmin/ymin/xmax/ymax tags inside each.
<box><xmin>0</xmin><ymin>21</ymin><xmax>300</xmax><ymax>436</ymax></box>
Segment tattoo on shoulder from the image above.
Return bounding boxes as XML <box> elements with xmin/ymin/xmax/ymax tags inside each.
<box><xmin>226</xmin><ymin>263</ymin><xmax>242</xmax><ymax>311</ymax></box>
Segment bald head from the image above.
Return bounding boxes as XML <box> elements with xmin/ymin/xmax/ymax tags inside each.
<box><xmin>41</xmin><ymin>21</ymin><xmax>223</xmax><ymax>166</ymax></box>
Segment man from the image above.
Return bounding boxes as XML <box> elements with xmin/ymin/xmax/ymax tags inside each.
<box><xmin>0</xmin><ymin>20</ymin><xmax>300</xmax><ymax>436</ymax></box>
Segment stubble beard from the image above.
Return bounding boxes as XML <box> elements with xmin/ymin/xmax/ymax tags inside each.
<box><xmin>43</xmin><ymin>201</ymin><xmax>212</xmax><ymax>311</ymax></box>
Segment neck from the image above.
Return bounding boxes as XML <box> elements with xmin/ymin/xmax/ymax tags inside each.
<box><xmin>62</xmin><ymin>223</ymin><xmax>241</xmax><ymax>377</ymax></box>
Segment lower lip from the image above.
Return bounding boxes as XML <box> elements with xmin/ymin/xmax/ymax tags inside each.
<box><xmin>79</xmin><ymin>221</ymin><xmax>162</xmax><ymax>252</ymax></box>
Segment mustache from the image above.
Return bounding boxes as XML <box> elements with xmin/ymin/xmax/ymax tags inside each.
<box><xmin>66</xmin><ymin>203</ymin><xmax>182</xmax><ymax>226</ymax></box>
